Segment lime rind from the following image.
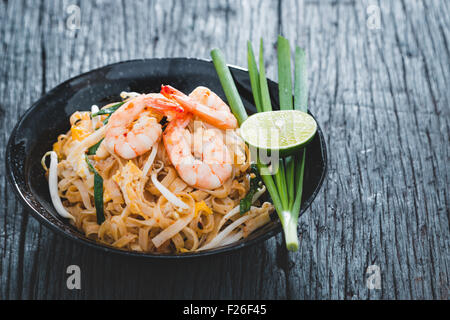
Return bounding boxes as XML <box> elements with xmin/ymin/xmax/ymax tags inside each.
<box><xmin>240</xmin><ymin>110</ymin><xmax>317</xmax><ymax>155</ymax></box>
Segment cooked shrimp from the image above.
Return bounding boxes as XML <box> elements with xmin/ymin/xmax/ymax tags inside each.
<box><xmin>161</xmin><ymin>85</ymin><xmax>238</xmax><ymax>129</ymax></box>
<box><xmin>105</xmin><ymin>93</ymin><xmax>183</xmax><ymax>159</ymax></box>
<box><xmin>163</xmin><ymin>113</ymin><xmax>233</xmax><ymax>189</ymax></box>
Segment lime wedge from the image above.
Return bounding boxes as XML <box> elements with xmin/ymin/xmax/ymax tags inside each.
<box><xmin>240</xmin><ymin>110</ymin><xmax>317</xmax><ymax>156</ymax></box>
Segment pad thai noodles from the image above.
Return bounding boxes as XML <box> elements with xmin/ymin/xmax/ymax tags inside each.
<box><xmin>41</xmin><ymin>85</ymin><xmax>274</xmax><ymax>253</ymax></box>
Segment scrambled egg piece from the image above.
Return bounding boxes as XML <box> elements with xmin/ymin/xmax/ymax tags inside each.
<box><xmin>71</xmin><ymin>126</ymin><xmax>90</xmax><ymax>141</ymax></box>
<box><xmin>70</xmin><ymin>112</ymin><xmax>92</xmax><ymax>141</ymax></box>
<box><xmin>194</xmin><ymin>201</ymin><xmax>212</xmax><ymax>218</ymax></box>
<box><xmin>112</xmin><ymin>161</ymin><xmax>142</xmax><ymax>214</ymax></box>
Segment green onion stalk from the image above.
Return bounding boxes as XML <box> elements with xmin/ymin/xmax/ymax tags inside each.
<box><xmin>211</xmin><ymin>39</ymin><xmax>309</xmax><ymax>251</ymax></box>
<box><xmin>290</xmin><ymin>45</ymin><xmax>308</xmax><ymax>248</ymax></box>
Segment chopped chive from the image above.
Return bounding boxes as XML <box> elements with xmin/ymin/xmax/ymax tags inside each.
<box><xmin>85</xmin><ymin>155</ymin><xmax>105</xmax><ymax>225</ymax></box>
<box><xmin>239</xmin><ymin>164</ymin><xmax>260</xmax><ymax>215</ymax></box>
<box><xmin>102</xmin><ymin>115</ymin><xmax>111</xmax><ymax>125</ymax></box>
<box><xmin>92</xmin><ymin>101</ymin><xmax>125</xmax><ymax>117</ymax></box>
<box><xmin>87</xmin><ymin>138</ymin><xmax>103</xmax><ymax>155</ymax></box>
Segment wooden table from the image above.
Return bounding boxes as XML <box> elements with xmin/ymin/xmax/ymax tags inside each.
<box><xmin>0</xmin><ymin>0</ymin><xmax>448</xmax><ymax>300</ymax></box>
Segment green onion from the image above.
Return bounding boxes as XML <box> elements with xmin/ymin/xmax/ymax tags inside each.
<box><xmin>210</xmin><ymin>40</ymin><xmax>311</xmax><ymax>252</ymax></box>
<box><xmin>294</xmin><ymin>47</ymin><xmax>308</xmax><ymax>112</ymax></box>
<box><xmin>210</xmin><ymin>49</ymin><xmax>248</xmax><ymax>125</ymax></box>
<box><xmin>90</xmin><ymin>101</ymin><xmax>125</xmax><ymax>125</ymax></box>
<box><xmin>291</xmin><ymin>150</ymin><xmax>306</xmax><ymax>221</ymax></box>
<box><xmin>258</xmin><ymin>39</ymin><xmax>272</xmax><ymax>112</ymax></box>
<box><xmin>210</xmin><ymin>48</ymin><xmax>286</xmax><ymax>238</ymax></box>
<box><xmin>284</xmin><ymin>46</ymin><xmax>309</xmax><ymax>250</ymax></box>
<box><xmin>255</xmin><ymin>39</ymin><xmax>289</xmax><ymax>210</ymax></box>
<box><xmin>87</xmin><ymin>138</ymin><xmax>103</xmax><ymax>155</ymax></box>
<box><xmin>92</xmin><ymin>102</ymin><xmax>125</xmax><ymax>117</ymax></box>
<box><xmin>285</xmin><ymin>155</ymin><xmax>295</xmax><ymax>209</ymax></box>
<box><xmin>277</xmin><ymin>36</ymin><xmax>293</xmax><ymax>110</ymax></box>
<box><xmin>277</xmin><ymin>36</ymin><xmax>296</xmax><ymax>210</ymax></box>
<box><xmin>102</xmin><ymin>116</ymin><xmax>112</xmax><ymax>125</ymax></box>
<box><xmin>85</xmin><ymin>155</ymin><xmax>105</xmax><ymax>225</ymax></box>
<box><xmin>273</xmin><ymin>160</ymin><xmax>289</xmax><ymax>209</ymax></box>
<box><xmin>291</xmin><ymin>46</ymin><xmax>309</xmax><ymax>212</ymax></box>
<box><xmin>257</xmin><ymin>163</ymin><xmax>284</xmax><ymax>218</ymax></box>
<box><xmin>239</xmin><ymin>164</ymin><xmax>261</xmax><ymax>214</ymax></box>
<box><xmin>247</xmin><ymin>41</ymin><xmax>263</xmax><ymax>113</ymax></box>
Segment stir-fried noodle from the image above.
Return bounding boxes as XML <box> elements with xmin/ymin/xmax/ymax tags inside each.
<box><xmin>42</xmin><ymin>86</ymin><xmax>273</xmax><ymax>253</ymax></box>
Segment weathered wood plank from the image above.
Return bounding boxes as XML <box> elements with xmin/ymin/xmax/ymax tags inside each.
<box><xmin>0</xmin><ymin>0</ymin><xmax>448</xmax><ymax>300</ymax></box>
<box><xmin>0</xmin><ymin>0</ymin><xmax>46</xmax><ymax>300</ymax></box>
<box><xmin>278</xmin><ymin>0</ymin><xmax>449</xmax><ymax>299</ymax></box>
<box><xmin>1</xmin><ymin>0</ymin><xmax>287</xmax><ymax>300</ymax></box>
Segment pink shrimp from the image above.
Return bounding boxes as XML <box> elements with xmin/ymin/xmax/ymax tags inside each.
<box><xmin>160</xmin><ymin>85</ymin><xmax>238</xmax><ymax>129</ymax></box>
<box><xmin>105</xmin><ymin>93</ymin><xmax>183</xmax><ymax>159</ymax></box>
<box><xmin>163</xmin><ymin>113</ymin><xmax>233</xmax><ymax>189</ymax></box>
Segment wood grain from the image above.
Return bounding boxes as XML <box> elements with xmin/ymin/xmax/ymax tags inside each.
<box><xmin>0</xmin><ymin>0</ymin><xmax>448</xmax><ymax>300</ymax></box>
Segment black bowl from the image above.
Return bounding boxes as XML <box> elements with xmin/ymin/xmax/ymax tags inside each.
<box><xmin>6</xmin><ymin>58</ymin><xmax>327</xmax><ymax>259</ymax></box>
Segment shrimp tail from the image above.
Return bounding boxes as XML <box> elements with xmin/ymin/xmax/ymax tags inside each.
<box><xmin>148</xmin><ymin>94</ymin><xmax>185</xmax><ymax>119</ymax></box>
<box><xmin>161</xmin><ymin>85</ymin><xmax>183</xmax><ymax>98</ymax></box>
<box><xmin>160</xmin><ymin>85</ymin><xmax>192</xmax><ymax>110</ymax></box>
<box><xmin>161</xmin><ymin>85</ymin><xmax>238</xmax><ymax>129</ymax></box>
